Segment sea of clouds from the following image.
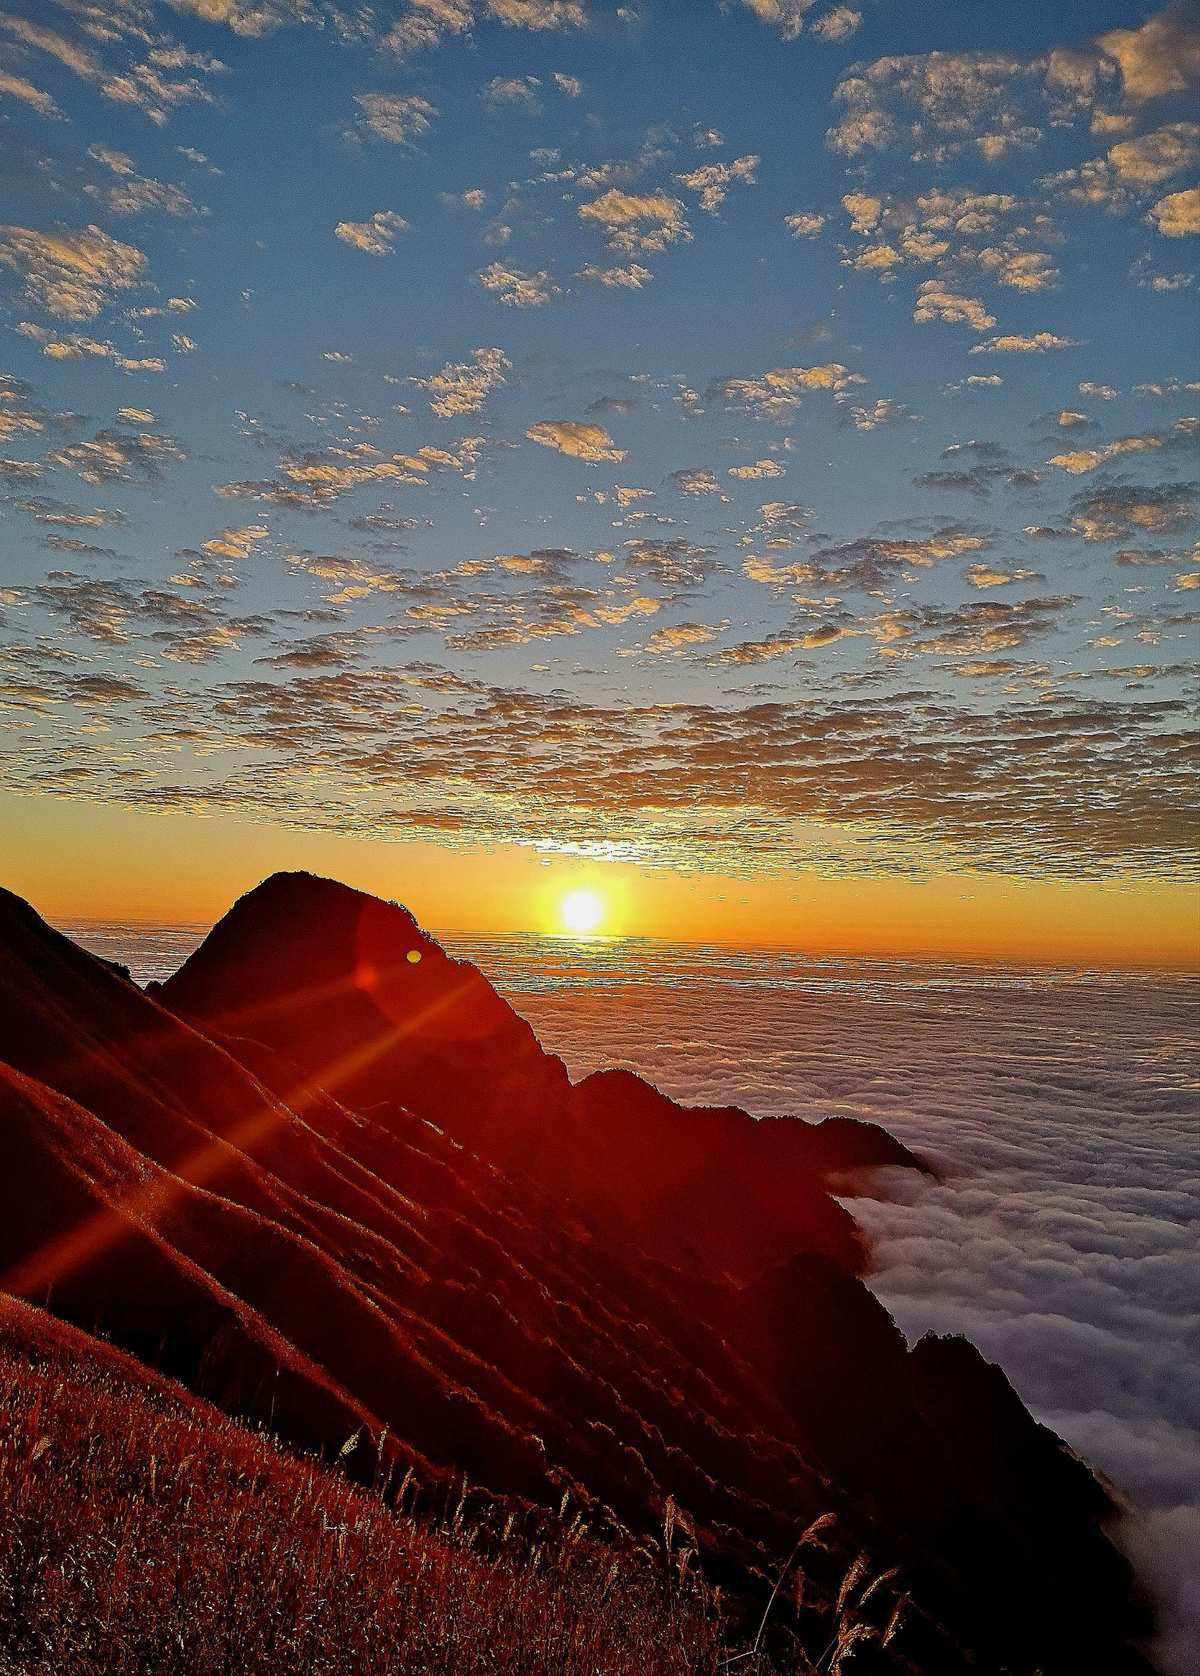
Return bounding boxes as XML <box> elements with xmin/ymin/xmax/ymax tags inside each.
<box><xmin>467</xmin><ymin>944</ymin><xmax>1198</xmax><ymax>1676</ymax></box>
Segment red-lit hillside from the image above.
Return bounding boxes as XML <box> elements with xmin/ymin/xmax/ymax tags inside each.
<box><xmin>0</xmin><ymin>877</ymin><xmax>1156</xmax><ymax>1673</ymax></box>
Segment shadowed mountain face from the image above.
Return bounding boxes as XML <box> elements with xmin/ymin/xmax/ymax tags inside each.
<box><xmin>0</xmin><ymin>875</ymin><xmax>1157</xmax><ymax>1674</ymax></box>
<box><xmin>154</xmin><ymin>872</ymin><xmax>917</xmax><ymax>1279</ymax></box>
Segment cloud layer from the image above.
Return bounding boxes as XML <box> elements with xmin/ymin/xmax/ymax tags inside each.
<box><xmin>436</xmin><ymin>941</ymin><xmax>1198</xmax><ymax>1676</ymax></box>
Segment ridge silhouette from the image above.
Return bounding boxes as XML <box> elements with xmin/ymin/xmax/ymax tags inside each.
<box><xmin>156</xmin><ymin>871</ymin><xmax>923</xmax><ymax>1279</ymax></box>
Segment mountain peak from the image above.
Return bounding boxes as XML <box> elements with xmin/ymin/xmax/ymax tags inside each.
<box><xmin>156</xmin><ymin>875</ymin><xmax>931</xmax><ymax>1280</ymax></box>
<box><xmin>158</xmin><ymin>869</ymin><xmax>568</xmax><ymax>1141</ymax></box>
<box><xmin>202</xmin><ymin>870</ymin><xmax>429</xmax><ymax>944</ymax></box>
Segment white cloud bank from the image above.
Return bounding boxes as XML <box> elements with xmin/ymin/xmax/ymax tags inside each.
<box><xmin>451</xmin><ymin>944</ymin><xmax>1198</xmax><ymax>1676</ymax></box>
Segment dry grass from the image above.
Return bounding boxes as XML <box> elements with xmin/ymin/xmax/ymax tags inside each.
<box><xmin>0</xmin><ymin>1330</ymin><xmax>783</xmax><ymax>1676</ymax></box>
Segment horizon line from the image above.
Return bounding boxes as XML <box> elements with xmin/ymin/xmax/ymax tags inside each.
<box><xmin>52</xmin><ymin>911</ymin><xmax>1200</xmax><ymax>977</ymax></box>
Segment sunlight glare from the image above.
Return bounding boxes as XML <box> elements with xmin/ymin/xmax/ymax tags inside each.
<box><xmin>560</xmin><ymin>889</ymin><xmax>605</xmax><ymax>937</ymax></box>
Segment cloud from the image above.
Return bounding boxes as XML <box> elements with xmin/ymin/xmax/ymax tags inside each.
<box><xmin>484</xmin><ymin>74</ymin><xmax>541</xmax><ymax>108</ymax></box>
<box><xmin>737</xmin><ymin>0</ymin><xmax>813</xmax><ymax>40</ymax></box>
<box><xmin>709</xmin><ymin>362</ymin><xmax>865</xmax><ymax>419</ymax></box>
<box><xmin>577</xmin><ymin>262</ymin><xmax>654</xmax><ymax>288</ymax></box>
<box><xmin>199</xmin><ymin>524</ymin><xmax>269</xmax><ymax>561</ymax></box>
<box><xmin>477</xmin><ymin>261</ymin><xmax>560</xmax><ymax>305</ymax></box>
<box><xmin>216</xmin><ymin>436</ymin><xmax>485</xmax><ymax>510</ymax></box>
<box><xmin>964</xmin><ymin>562</ymin><xmax>1041</xmax><ymax>589</ymax></box>
<box><xmin>2</xmin><ymin>495</ymin><xmax>123</xmax><ymax>529</ymax></box>
<box><xmin>970</xmin><ymin>332</ymin><xmax>1081</xmax><ymax>353</ymax></box>
<box><xmin>380</xmin><ymin>0</ymin><xmax>584</xmax><ymax>56</ymax></box>
<box><xmin>0</xmin><ymin>14</ymin><xmax>99</xmax><ymax>79</ymax></box>
<box><xmin>0</xmin><ymin>224</ymin><xmax>147</xmax><ymax>321</ymax></box>
<box><xmin>727</xmin><ymin>458</ymin><xmax>785</xmax><ymax>479</ymax></box>
<box><xmin>711</xmin><ymin>626</ymin><xmax>844</xmax><ymax>663</ymax></box>
<box><xmin>642</xmin><ymin>620</ymin><xmax>721</xmax><ymax>653</ymax></box>
<box><xmin>1095</xmin><ymin>7</ymin><xmax>1200</xmax><ymax>103</ymax></box>
<box><xmin>9</xmin><ymin>626</ymin><xmax>1194</xmax><ymax>883</ymax></box>
<box><xmin>842</xmin><ymin>191</ymin><xmax>882</xmax><ymax>234</ymax></box>
<box><xmin>866</xmin><ymin>593</ymin><xmax>1074</xmax><ymax>659</ymax></box>
<box><xmin>912</xmin><ymin>282</ymin><xmax>996</xmax><ymax>332</ymax></box>
<box><xmin>1070</xmin><ymin>482</ymin><xmax>1199</xmax><ymax>541</ymax></box>
<box><xmin>785</xmin><ymin>212</ymin><xmax>826</xmax><ymax>237</ymax></box>
<box><xmin>334</xmin><ymin>211</ymin><xmax>409</xmax><ymax>255</ymax></box>
<box><xmin>578</xmin><ymin>189</ymin><xmax>690</xmax><ymax>254</ymax></box>
<box><xmin>829</xmin><ymin>49</ymin><xmax>1035</xmax><ymax>160</ymax></box>
<box><xmin>1149</xmin><ymin>186</ymin><xmax>1200</xmax><ymax>237</ymax></box>
<box><xmin>0</xmin><ymin>70</ymin><xmax>62</xmax><ymax>118</ymax></box>
<box><xmin>979</xmin><ymin>249</ymin><xmax>1059</xmax><ymax>291</ymax></box>
<box><xmin>799</xmin><ymin>527</ymin><xmax>990</xmax><ymax>592</ymax></box>
<box><xmin>811</xmin><ymin>6</ymin><xmax>860</xmax><ymax>42</ymax></box>
<box><xmin>1135</xmin><ymin>377</ymin><xmax>1200</xmax><ymax>397</ymax></box>
<box><xmin>622</xmin><ymin>537</ymin><xmax>717</xmax><ymax>588</ymax></box>
<box><xmin>738</xmin><ymin>0</ymin><xmax>859</xmax><ymax>42</ymax></box>
<box><xmin>1138</xmin><ymin>268</ymin><xmax>1195</xmax><ymax>292</ymax></box>
<box><xmin>0</xmin><ymin>13</ymin><xmax>223</xmax><ymax>126</ymax></box>
<box><xmin>1108</xmin><ymin>121</ymin><xmax>1200</xmax><ymax>184</ymax></box>
<box><xmin>381</xmin><ymin>0</ymin><xmax>474</xmax><ymax>56</ymax></box>
<box><xmin>1041</xmin><ymin>158</ymin><xmax>1131</xmax><ymax>214</ymax></box>
<box><xmin>847</xmin><ymin>398</ymin><xmax>920</xmax><ymax>431</ymax></box>
<box><xmin>35</xmin><ymin>319</ymin><xmax>149</xmax><ymax>368</ymax></box>
<box><xmin>837</xmin><ymin>187</ymin><xmax>1057</xmax><ymax>300</ymax></box>
<box><xmin>0</xmin><ymin>408</ymin><xmax>44</xmax><ymax>447</ymax></box>
<box><xmin>413</xmin><ymin>347</ymin><xmax>511</xmax><ymax>417</ymax></box>
<box><xmin>486</xmin><ymin>0</ymin><xmax>585</xmax><ymax>27</ymax></box>
<box><xmin>675</xmin><ymin>154</ymin><xmax>759</xmax><ymax>214</ymax></box>
<box><xmin>164</xmin><ymin>0</ymin><xmax>310</xmax><ymax>36</ymax></box>
<box><xmin>827</xmin><ymin>9</ymin><xmax>1198</xmax><ymax>169</ymax></box>
<box><xmin>1049</xmin><ymin>419</ymin><xmax>1197</xmax><ymax>474</ymax></box>
<box><xmin>84</xmin><ymin>145</ymin><xmax>202</xmax><ymax>220</ymax></box>
<box><xmin>354</xmin><ymin>92</ymin><xmax>438</xmax><ymax>144</ymax></box>
<box><xmin>46</xmin><ymin>424</ymin><xmax>187</xmax><ymax>485</ymax></box>
<box><xmin>914</xmin><ymin>462</ymin><xmax>1040</xmax><ymax>498</ymax></box>
<box><xmin>671</xmin><ymin>468</ymin><xmax>723</xmax><ymax>496</ymax></box>
<box><xmin>526</xmin><ymin>420</ymin><xmax>626</xmax><ymax>462</ymax></box>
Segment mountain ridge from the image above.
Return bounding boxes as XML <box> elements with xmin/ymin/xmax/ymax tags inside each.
<box><xmin>0</xmin><ymin>873</ymin><xmax>1157</xmax><ymax>1673</ymax></box>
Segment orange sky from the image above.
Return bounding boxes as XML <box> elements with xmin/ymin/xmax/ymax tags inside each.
<box><xmin>3</xmin><ymin>792</ymin><xmax>1196</xmax><ymax>969</ymax></box>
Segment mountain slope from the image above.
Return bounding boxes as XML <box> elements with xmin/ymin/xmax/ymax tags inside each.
<box><xmin>0</xmin><ymin>877</ymin><xmax>1156</xmax><ymax>1672</ymax></box>
<box><xmin>156</xmin><ymin>870</ymin><xmax>922</xmax><ymax>1278</ymax></box>
<box><xmin>0</xmin><ymin>1295</ymin><xmax>740</xmax><ymax>1676</ymax></box>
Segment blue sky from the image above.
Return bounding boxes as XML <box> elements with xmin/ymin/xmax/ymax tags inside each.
<box><xmin>0</xmin><ymin>0</ymin><xmax>1197</xmax><ymax>896</ymax></box>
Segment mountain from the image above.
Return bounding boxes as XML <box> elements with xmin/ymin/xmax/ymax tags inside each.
<box><xmin>154</xmin><ymin>871</ymin><xmax>921</xmax><ymax>1278</ymax></box>
<box><xmin>0</xmin><ymin>875</ymin><xmax>1156</xmax><ymax>1673</ymax></box>
<box><xmin>0</xmin><ymin>1292</ymin><xmax>733</xmax><ymax>1676</ymax></box>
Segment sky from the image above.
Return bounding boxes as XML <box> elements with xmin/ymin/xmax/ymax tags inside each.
<box><xmin>0</xmin><ymin>0</ymin><xmax>1197</xmax><ymax>959</ymax></box>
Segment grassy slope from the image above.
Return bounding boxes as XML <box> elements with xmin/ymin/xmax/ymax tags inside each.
<box><xmin>0</xmin><ymin>1299</ymin><xmax>778</xmax><ymax>1676</ymax></box>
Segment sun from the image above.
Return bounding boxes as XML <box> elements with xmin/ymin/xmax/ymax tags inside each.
<box><xmin>559</xmin><ymin>888</ymin><xmax>605</xmax><ymax>937</ymax></box>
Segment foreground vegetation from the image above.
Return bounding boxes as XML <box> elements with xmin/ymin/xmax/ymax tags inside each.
<box><xmin>0</xmin><ymin>1321</ymin><xmax>780</xmax><ymax>1675</ymax></box>
<box><xmin>0</xmin><ymin>1307</ymin><xmax>934</xmax><ymax>1674</ymax></box>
